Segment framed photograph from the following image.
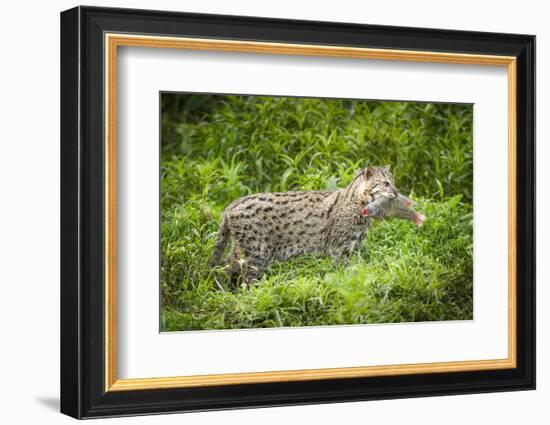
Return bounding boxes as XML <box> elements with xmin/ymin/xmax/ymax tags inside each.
<box><xmin>60</xmin><ymin>6</ymin><xmax>535</xmax><ymax>419</ymax></box>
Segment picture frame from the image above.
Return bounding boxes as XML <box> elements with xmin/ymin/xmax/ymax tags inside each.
<box><xmin>60</xmin><ymin>5</ymin><xmax>535</xmax><ymax>419</ymax></box>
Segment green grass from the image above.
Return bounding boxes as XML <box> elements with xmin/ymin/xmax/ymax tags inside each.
<box><xmin>160</xmin><ymin>94</ymin><xmax>473</xmax><ymax>331</ymax></box>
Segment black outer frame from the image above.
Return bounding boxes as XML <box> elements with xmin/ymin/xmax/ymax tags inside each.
<box><xmin>60</xmin><ymin>5</ymin><xmax>536</xmax><ymax>419</ymax></box>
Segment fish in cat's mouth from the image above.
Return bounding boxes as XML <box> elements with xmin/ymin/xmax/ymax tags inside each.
<box><xmin>360</xmin><ymin>194</ymin><xmax>425</xmax><ymax>227</ymax></box>
<box><xmin>360</xmin><ymin>193</ymin><xmax>414</xmax><ymax>215</ymax></box>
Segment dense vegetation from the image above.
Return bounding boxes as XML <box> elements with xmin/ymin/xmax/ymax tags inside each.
<box><xmin>160</xmin><ymin>94</ymin><xmax>473</xmax><ymax>331</ymax></box>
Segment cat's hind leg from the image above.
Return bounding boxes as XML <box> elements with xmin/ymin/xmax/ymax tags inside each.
<box><xmin>242</xmin><ymin>256</ymin><xmax>270</xmax><ymax>283</ymax></box>
<box><xmin>243</xmin><ymin>260</ymin><xmax>268</xmax><ymax>283</ymax></box>
<box><xmin>224</xmin><ymin>246</ymin><xmax>268</xmax><ymax>286</ymax></box>
<box><xmin>239</xmin><ymin>243</ymin><xmax>272</xmax><ymax>283</ymax></box>
<box><xmin>225</xmin><ymin>247</ymin><xmax>245</xmax><ymax>286</ymax></box>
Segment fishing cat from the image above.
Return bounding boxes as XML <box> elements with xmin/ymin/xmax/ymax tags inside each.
<box><xmin>210</xmin><ymin>166</ymin><xmax>425</xmax><ymax>282</ymax></box>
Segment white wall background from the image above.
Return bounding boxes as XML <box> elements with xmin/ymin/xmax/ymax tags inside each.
<box><xmin>0</xmin><ymin>0</ymin><xmax>545</xmax><ymax>423</ymax></box>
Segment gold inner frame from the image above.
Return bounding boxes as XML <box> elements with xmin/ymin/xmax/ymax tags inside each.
<box><xmin>104</xmin><ymin>33</ymin><xmax>517</xmax><ymax>392</ymax></box>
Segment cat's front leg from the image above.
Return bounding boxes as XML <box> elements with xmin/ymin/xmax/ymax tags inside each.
<box><xmin>331</xmin><ymin>248</ymin><xmax>352</xmax><ymax>268</ymax></box>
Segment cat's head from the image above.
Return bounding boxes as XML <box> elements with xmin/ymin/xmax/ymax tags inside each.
<box><xmin>350</xmin><ymin>166</ymin><xmax>398</xmax><ymax>204</ymax></box>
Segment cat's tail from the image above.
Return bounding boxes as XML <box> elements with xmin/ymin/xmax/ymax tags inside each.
<box><xmin>209</xmin><ymin>214</ymin><xmax>230</xmax><ymax>267</ymax></box>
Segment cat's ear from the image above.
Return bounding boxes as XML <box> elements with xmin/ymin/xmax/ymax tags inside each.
<box><xmin>382</xmin><ymin>165</ymin><xmax>391</xmax><ymax>172</ymax></box>
<box><xmin>363</xmin><ymin>167</ymin><xmax>375</xmax><ymax>180</ymax></box>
